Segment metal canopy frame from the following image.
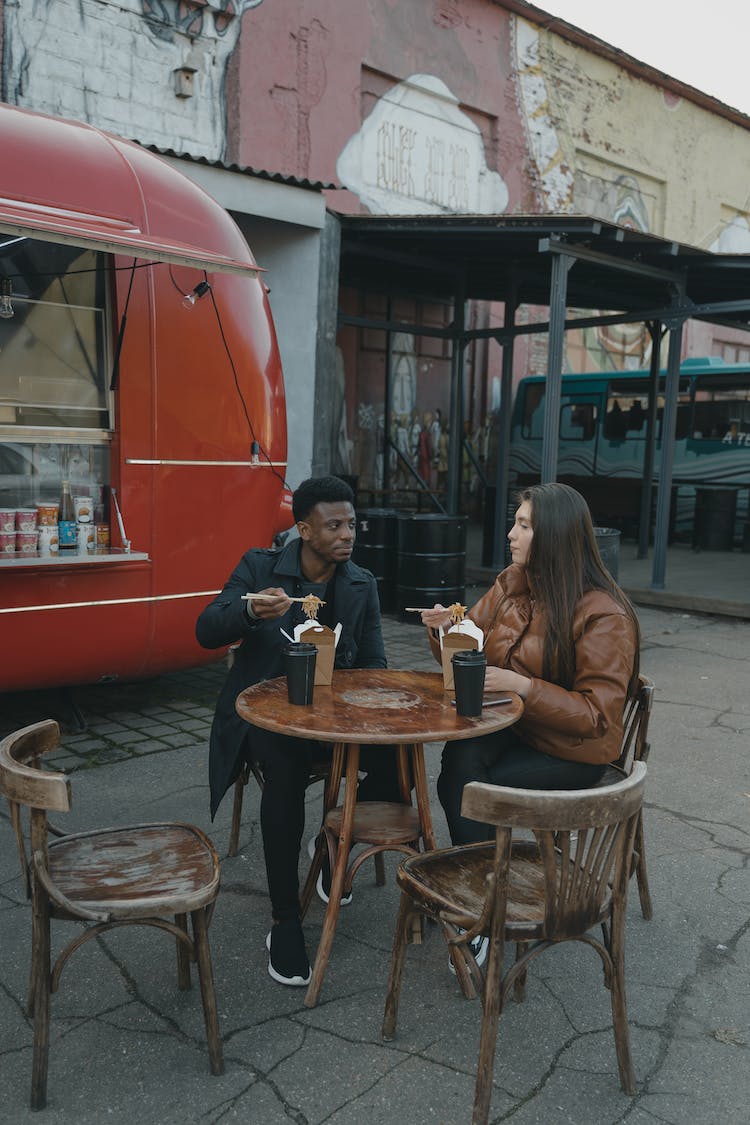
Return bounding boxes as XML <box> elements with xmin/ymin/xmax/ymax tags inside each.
<box><xmin>335</xmin><ymin>212</ymin><xmax>750</xmax><ymax>591</ymax></box>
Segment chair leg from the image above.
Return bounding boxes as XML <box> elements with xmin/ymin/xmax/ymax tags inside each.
<box><xmin>472</xmin><ymin>931</ymin><xmax>504</xmax><ymax>1125</ymax></box>
<box><xmin>382</xmin><ymin>890</ymin><xmax>413</xmax><ymax>1040</ymax></box>
<box><xmin>30</xmin><ymin>897</ymin><xmax>51</xmax><ymax>1110</ymax></box>
<box><xmin>608</xmin><ymin>912</ymin><xmax>636</xmax><ymax>1095</ymax></box>
<box><xmin>633</xmin><ymin>812</ymin><xmax>653</xmax><ymax>921</ymax></box>
<box><xmin>375</xmin><ymin>851</ymin><xmax>386</xmax><ymax>886</ymax></box>
<box><xmin>190</xmin><ymin>907</ymin><xmax>224</xmax><ymax>1076</ymax></box>
<box><xmin>227</xmin><ymin>770</ymin><xmax>247</xmax><ymax>858</ymax></box>
<box><xmin>175</xmin><ymin>913</ymin><xmax>191</xmax><ymax>990</ymax></box>
<box><xmin>513</xmin><ymin>942</ymin><xmax>528</xmax><ymax>1003</ymax></box>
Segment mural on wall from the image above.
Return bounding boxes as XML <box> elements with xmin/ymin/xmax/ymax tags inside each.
<box><xmin>710</xmin><ymin>215</ymin><xmax>750</xmax><ymax>253</ymax></box>
<box><xmin>2</xmin><ymin>0</ymin><xmax>264</xmax><ymax>160</ymax></box>
<box><xmin>337</xmin><ymin>73</ymin><xmax>509</xmax><ymax>215</ymax></box>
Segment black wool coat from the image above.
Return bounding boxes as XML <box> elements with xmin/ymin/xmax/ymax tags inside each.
<box><xmin>195</xmin><ymin>538</ymin><xmax>387</xmax><ymax>817</ymax></box>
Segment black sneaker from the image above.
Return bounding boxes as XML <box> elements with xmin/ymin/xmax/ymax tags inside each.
<box><xmin>316</xmin><ymin>855</ymin><xmax>353</xmax><ymax>907</ymax></box>
<box><xmin>266</xmin><ymin>920</ymin><xmax>312</xmax><ymax>987</ymax></box>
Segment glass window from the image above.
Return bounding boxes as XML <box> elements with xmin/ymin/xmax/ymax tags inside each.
<box><xmin>692</xmin><ymin>375</ymin><xmax>750</xmax><ymax>440</ymax></box>
<box><xmin>0</xmin><ymin>231</ymin><xmax>112</xmax><ymax>530</ymax></box>
<box><xmin>560</xmin><ymin>400</ymin><xmax>598</xmax><ymax>441</ymax></box>
<box><xmin>520</xmin><ymin>383</ymin><xmax>545</xmax><ymax>439</ymax></box>
<box><xmin>605</xmin><ymin>379</ymin><xmax>690</xmax><ymax>441</ymax></box>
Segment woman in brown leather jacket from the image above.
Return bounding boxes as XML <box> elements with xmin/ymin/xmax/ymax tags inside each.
<box><xmin>422</xmin><ymin>482</ymin><xmax>641</xmax><ymax>847</ymax></box>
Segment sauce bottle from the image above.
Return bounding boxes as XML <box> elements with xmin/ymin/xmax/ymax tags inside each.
<box><xmin>58</xmin><ymin>479</ymin><xmax>77</xmax><ymax>550</ymax></box>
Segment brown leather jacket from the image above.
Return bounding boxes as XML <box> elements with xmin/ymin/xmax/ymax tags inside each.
<box><xmin>430</xmin><ymin>564</ymin><xmax>637</xmax><ymax>765</ymax></box>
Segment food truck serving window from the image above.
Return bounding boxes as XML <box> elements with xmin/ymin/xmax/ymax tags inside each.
<box><xmin>0</xmin><ymin>231</ymin><xmax>112</xmax><ymax>553</ymax></box>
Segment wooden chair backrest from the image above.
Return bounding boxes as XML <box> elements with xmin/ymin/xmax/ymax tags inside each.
<box><xmin>0</xmin><ymin>720</ymin><xmax>71</xmax><ymax>812</ymax></box>
<box><xmin>461</xmin><ymin>762</ymin><xmax>647</xmax><ymax>938</ymax></box>
<box><xmin>0</xmin><ymin>720</ymin><xmax>71</xmax><ymax>896</ymax></box>
<box><xmin>615</xmin><ymin>674</ymin><xmax>654</xmax><ymax>773</ymax></box>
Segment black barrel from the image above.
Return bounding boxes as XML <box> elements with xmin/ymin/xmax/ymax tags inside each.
<box><xmin>693</xmin><ymin>488</ymin><xmax>738</xmax><ymax>551</ymax></box>
<box><xmin>594</xmin><ymin>527</ymin><xmax>620</xmax><ymax>582</ymax></box>
<box><xmin>352</xmin><ymin>508</ymin><xmax>399</xmax><ymax>612</ymax></box>
<box><xmin>396</xmin><ymin>514</ymin><xmax>467</xmax><ymax>621</ymax></box>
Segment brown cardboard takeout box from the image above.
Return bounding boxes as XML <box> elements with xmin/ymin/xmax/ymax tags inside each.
<box><xmin>298</xmin><ymin>624</ymin><xmax>336</xmax><ymax>686</ymax></box>
<box><xmin>441</xmin><ymin>631</ymin><xmax>480</xmax><ymax>691</ymax></box>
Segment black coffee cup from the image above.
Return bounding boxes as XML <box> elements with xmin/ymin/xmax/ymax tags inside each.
<box><xmin>284</xmin><ymin>642</ymin><xmax>317</xmax><ymax>705</ymax></box>
<box><xmin>452</xmin><ymin>649</ymin><xmax>487</xmax><ymax>717</ymax></box>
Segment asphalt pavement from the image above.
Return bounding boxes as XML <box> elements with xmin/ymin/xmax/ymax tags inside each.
<box><xmin>1</xmin><ymin>591</ymin><xmax>749</xmax><ymax>1124</ymax></box>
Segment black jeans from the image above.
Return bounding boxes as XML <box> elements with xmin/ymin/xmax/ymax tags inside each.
<box><xmin>437</xmin><ymin>728</ymin><xmax>606</xmax><ymax>845</ymax></box>
<box><xmin>248</xmin><ymin>727</ymin><xmax>406</xmax><ymax>922</ymax></box>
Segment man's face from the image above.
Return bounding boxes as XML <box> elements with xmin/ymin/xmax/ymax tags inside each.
<box><xmin>298</xmin><ymin>501</ymin><xmax>356</xmax><ymax>565</ymax></box>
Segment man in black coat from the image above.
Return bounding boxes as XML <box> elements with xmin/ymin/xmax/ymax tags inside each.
<box><xmin>196</xmin><ymin>476</ymin><xmax>395</xmax><ymax>987</ymax></box>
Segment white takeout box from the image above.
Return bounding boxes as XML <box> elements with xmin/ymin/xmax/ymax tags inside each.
<box><xmin>439</xmin><ymin>618</ymin><xmax>484</xmax><ymax>691</ymax></box>
<box><xmin>294</xmin><ymin>621</ymin><xmax>342</xmax><ymax>686</ymax></box>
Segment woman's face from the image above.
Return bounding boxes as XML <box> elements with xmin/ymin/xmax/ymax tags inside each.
<box><xmin>508</xmin><ymin>500</ymin><xmax>534</xmax><ymax>566</ymax></box>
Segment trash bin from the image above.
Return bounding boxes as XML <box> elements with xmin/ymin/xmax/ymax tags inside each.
<box><xmin>396</xmin><ymin>514</ymin><xmax>467</xmax><ymax>622</ymax></box>
<box><xmin>693</xmin><ymin>488</ymin><xmax>737</xmax><ymax>551</ymax></box>
<box><xmin>352</xmin><ymin>508</ymin><xmax>399</xmax><ymax>613</ymax></box>
<box><xmin>594</xmin><ymin>527</ymin><xmax>620</xmax><ymax>582</ymax></box>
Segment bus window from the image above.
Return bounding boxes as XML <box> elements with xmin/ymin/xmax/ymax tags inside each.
<box><xmin>606</xmin><ymin>380</ymin><xmax>690</xmax><ymax>441</ymax></box>
<box><xmin>521</xmin><ymin>383</ymin><xmax>545</xmax><ymax>439</ymax></box>
<box><xmin>560</xmin><ymin>400</ymin><xmax>598</xmax><ymax>440</ymax></box>
<box><xmin>692</xmin><ymin>376</ymin><xmax>750</xmax><ymax>440</ymax></box>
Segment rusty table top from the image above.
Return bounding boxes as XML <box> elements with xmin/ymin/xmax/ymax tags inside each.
<box><xmin>236</xmin><ymin>668</ymin><xmax>523</xmax><ymax>745</ymax></box>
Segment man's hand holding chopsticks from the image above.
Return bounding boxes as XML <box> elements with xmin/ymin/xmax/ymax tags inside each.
<box><xmin>243</xmin><ymin>587</ymin><xmax>291</xmax><ymax>620</ymax></box>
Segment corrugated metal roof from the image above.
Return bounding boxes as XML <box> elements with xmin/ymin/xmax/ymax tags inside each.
<box><xmin>141</xmin><ymin>144</ymin><xmax>337</xmax><ymax>192</ymax></box>
<box><xmin>336</xmin><ymin>211</ymin><xmax>750</xmax><ymax>328</ymax></box>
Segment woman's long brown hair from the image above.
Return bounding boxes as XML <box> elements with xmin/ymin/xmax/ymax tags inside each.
<box><xmin>518</xmin><ymin>483</ymin><xmax>641</xmax><ymax>695</ymax></box>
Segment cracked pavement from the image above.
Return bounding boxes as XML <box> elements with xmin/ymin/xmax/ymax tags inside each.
<box><xmin>1</xmin><ymin>595</ymin><xmax>748</xmax><ymax>1124</ymax></box>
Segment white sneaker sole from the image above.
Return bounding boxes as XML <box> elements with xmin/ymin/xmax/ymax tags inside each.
<box><xmin>265</xmin><ymin>930</ymin><xmax>312</xmax><ymax>987</ymax></box>
<box><xmin>316</xmin><ymin>869</ymin><xmax>353</xmax><ymax>907</ymax></box>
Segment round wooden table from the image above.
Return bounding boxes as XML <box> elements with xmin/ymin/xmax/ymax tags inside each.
<box><xmin>236</xmin><ymin>668</ymin><xmax>523</xmax><ymax>1006</ymax></box>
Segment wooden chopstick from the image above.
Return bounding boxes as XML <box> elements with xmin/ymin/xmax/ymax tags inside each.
<box><xmin>403</xmin><ymin>607</ymin><xmax>433</xmax><ymax>613</ymax></box>
<box><xmin>241</xmin><ymin>593</ymin><xmax>326</xmax><ymax>605</ymax></box>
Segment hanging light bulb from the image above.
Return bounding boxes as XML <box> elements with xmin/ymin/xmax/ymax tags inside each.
<box><xmin>181</xmin><ymin>280</ymin><xmax>211</xmax><ymax>309</ymax></box>
<box><xmin>0</xmin><ymin>277</ymin><xmax>14</xmax><ymax>319</ymax></box>
<box><xmin>250</xmin><ymin>440</ymin><xmax>260</xmax><ymax>465</ymax></box>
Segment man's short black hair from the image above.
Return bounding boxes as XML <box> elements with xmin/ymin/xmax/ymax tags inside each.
<box><xmin>292</xmin><ymin>476</ymin><xmax>354</xmax><ymax>523</ymax></box>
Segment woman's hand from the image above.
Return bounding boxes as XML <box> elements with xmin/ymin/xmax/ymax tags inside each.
<box><xmin>421</xmin><ymin>603</ymin><xmax>453</xmax><ymax>631</ymax></box>
<box><xmin>485</xmin><ymin>665</ymin><xmax>531</xmax><ymax>700</ymax></box>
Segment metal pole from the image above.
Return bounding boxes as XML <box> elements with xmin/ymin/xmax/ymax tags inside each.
<box><xmin>637</xmin><ymin>321</ymin><xmax>662</xmax><ymax>559</ymax></box>
<box><xmin>651</xmin><ymin>312</ymin><xmax>684</xmax><ymax>589</ymax></box>
<box><xmin>382</xmin><ymin>297</ymin><xmax>393</xmax><ymax>495</ymax></box>
<box><xmin>493</xmin><ymin>290</ymin><xmax>516</xmax><ymax>568</ymax></box>
<box><xmin>446</xmin><ymin>276</ymin><xmax>466</xmax><ymax>514</ymax></box>
<box><xmin>541</xmin><ymin>251</ymin><xmax>572</xmax><ymax>483</ymax></box>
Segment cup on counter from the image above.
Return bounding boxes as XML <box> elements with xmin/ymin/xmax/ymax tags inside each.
<box><xmin>0</xmin><ymin>529</ymin><xmax>16</xmax><ymax>554</ymax></box>
<box><xmin>36</xmin><ymin>502</ymin><xmax>59</xmax><ymax>526</ymax></box>
<box><xmin>284</xmin><ymin>642</ymin><xmax>317</xmax><ymax>706</ymax></box>
<box><xmin>95</xmin><ymin>523</ymin><xmax>110</xmax><ymax>551</ymax></box>
<box><xmin>15</xmin><ymin>509</ymin><xmax>37</xmax><ymax>533</ymax></box>
<box><xmin>38</xmin><ymin>524</ymin><xmax>59</xmax><ymax>556</ymax></box>
<box><xmin>0</xmin><ymin>509</ymin><xmax>15</xmax><ymax>532</ymax></box>
<box><xmin>452</xmin><ymin>649</ymin><xmax>487</xmax><ymax>717</ymax></box>
<box><xmin>73</xmin><ymin>495</ymin><xmax>93</xmax><ymax>523</ymax></box>
<box><xmin>16</xmin><ymin>530</ymin><xmax>38</xmax><ymax>554</ymax></box>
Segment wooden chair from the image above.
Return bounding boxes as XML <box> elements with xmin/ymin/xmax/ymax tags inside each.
<box><xmin>382</xmin><ymin>762</ymin><xmax>647</xmax><ymax>1125</ymax></box>
<box><xmin>594</xmin><ymin>674</ymin><xmax>655</xmax><ymax>919</ymax></box>
<box><xmin>0</xmin><ymin>720</ymin><xmax>224</xmax><ymax>1111</ymax></box>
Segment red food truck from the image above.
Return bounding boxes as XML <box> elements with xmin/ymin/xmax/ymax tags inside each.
<box><xmin>0</xmin><ymin>104</ymin><xmax>291</xmax><ymax>692</ymax></box>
